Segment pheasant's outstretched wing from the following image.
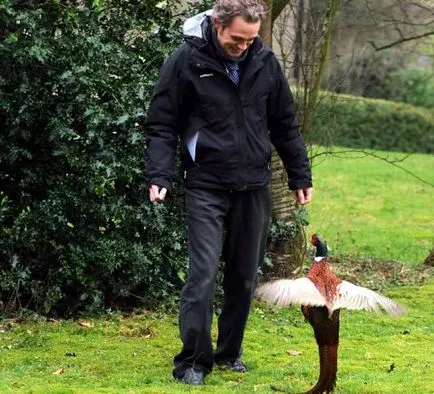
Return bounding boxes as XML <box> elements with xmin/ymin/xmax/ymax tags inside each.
<box><xmin>333</xmin><ymin>281</ymin><xmax>405</xmax><ymax>315</ymax></box>
<box><xmin>256</xmin><ymin>278</ymin><xmax>327</xmax><ymax>308</ymax></box>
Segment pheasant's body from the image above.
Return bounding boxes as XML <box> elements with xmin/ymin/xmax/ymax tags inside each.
<box><xmin>303</xmin><ymin>260</ymin><xmax>342</xmax><ymax>394</ymax></box>
<box><xmin>256</xmin><ymin>235</ymin><xmax>404</xmax><ymax>394</ymax></box>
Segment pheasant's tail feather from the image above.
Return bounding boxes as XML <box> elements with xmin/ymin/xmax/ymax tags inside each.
<box><xmin>303</xmin><ymin>347</ymin><xmax>337</xmax><ymax>394</ymax></box>
<box><xmin>335</xmin><ymin>281</ymin><xmax>405</xmax><ymax>316</ymax></box>
<box><xmin>256</xmin><ymin>278</ymin><xmax>327</xmax><ymax>308</ymax></box>
<box><xmin>302</xmin><ymin>307</ymin><xmax>340</xmax><ymax>394</ymax></box>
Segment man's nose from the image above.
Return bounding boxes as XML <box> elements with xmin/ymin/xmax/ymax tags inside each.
<box><xmin>237</xmin><ymin>42</ymin><xmax>248</xmax><ymax>50</ymax></box>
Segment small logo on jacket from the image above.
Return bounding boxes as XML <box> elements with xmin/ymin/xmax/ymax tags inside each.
<box><xmin>200</xmin><ymin>73</ymin><xmax>214</xmax><ymax>78</ymax></box>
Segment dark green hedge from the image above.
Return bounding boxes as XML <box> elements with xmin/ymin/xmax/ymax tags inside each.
<box><xmin>367</xmin><ymin>68</ymin><xmax>434</xmax><ymax>109</ymax></box>
<box><xmin>0</xmin><ymin>0</ymin><xmax>214</xmax><ymax>316</ymax></box>
<box><xmin>307</xmin><ymin>93</ymin><xmax>434</xmax><ymax>153</ymax></box>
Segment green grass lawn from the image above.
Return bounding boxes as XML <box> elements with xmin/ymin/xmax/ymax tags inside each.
<box><xmin>1</xmin><ymin>282</ymin><xmax>433</xmax><ymax>393</ymax></box>
<box><xmin>308</xmin><ymin>147</ymin><xmax>434</xmax><ymax>264</ymax></box>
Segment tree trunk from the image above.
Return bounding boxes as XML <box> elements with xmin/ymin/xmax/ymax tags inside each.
<box><xmin>260</xmin><ymin>0</ymin><xmax>274</xmax><ymax>44</ymax></box>
<box><xmin>268</xmin><ymin>148</ymin><xmax>306</xmax><ymax>279</ymax></box>
<box><xmin>261</xmin><ymin>0</ymin><xmax>342</xmax><ymax>280</ymax></box>
<box><xmin>302</xmin><ymin>0</ymin><xmax>341</xmax><ymax>136</ymax></box>
<box><xmin>293</xmin><ymin>0</ymin><xmax>305</xmax><ymax>82</ymax></box>
<box><xmin>272</xmin><ymin>0</ymin><xmax>293</xmax><ymax>23</ymax></box>
<box><xmin>261</xmin><ymin>0</ymin><xmax>305</xmax><ymax>279</ymax></box>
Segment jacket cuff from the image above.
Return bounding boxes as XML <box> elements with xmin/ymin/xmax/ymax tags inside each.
<box><xmin>148</xmin><ymin>178</ymin><xmax>172</xmax><ymax>194</ymax></box>
<box><xmin>288</xmin><ymin>180</ymin><xmax>313</xmax><ymax>191</ymax></box>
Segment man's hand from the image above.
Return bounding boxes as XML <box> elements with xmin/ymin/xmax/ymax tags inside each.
<box><xmin>294</xmin><ymin>187</ymin><xmax>313</xmax><ymax>205</ymax></box>
<box><xmin>149</xmin><ymin>185</ymin><xmax>167</xmax><ymax>202</ymax></box>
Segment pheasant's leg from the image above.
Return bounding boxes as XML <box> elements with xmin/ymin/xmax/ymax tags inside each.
<box><xmin>301</xmin><ymin>306</ymin><xmax>340</xmax><ymax>394</ymax></box>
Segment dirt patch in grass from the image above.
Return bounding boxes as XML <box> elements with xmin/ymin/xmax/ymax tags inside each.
<box><xmin>327</xmin><ymin>256</ymin><xmax>433</xmax><ymax>291</ymax></box>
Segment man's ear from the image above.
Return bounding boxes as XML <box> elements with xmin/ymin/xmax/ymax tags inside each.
<box><xmin>213</xmin><ymin>18</ymin><xmax>223</xmax><ymax>32</ymax></box>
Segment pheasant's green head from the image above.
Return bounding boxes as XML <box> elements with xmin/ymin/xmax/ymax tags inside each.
<box><xmin>310</xmin><ymin>234</ymin><xmax>328</xmax><ymax>260</ymax></box>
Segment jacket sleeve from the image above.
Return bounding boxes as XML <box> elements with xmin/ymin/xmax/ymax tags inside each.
<box><xmin>145</xmin><ymin>46</ymin><xmax>188</xmax><ymax>193</ymax></box>
<box><xmin>267</xmin><ymin>55</ymin><xmax>312</xmax><ymax>191</ymax></box>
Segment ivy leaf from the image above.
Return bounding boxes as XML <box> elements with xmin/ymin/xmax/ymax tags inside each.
<box><xmin>92</xmin><ymin>0</ymin><xmax>105</xmax><ymax>11</ymax></box>
<box><xmin>130</xmin><ymin>132</ymin><xmax>142</xmax><ymax>144</ymax></box>
<box><xmin>155</xmin><ymin>1</ymin><xmax>167</xmax><ymax>9</ymax></box>
<box><xmin>177</xmin><ymin>270</ymin><xmax>185</xmax><ymax>283</ymax></box>
<box><xmin>117</xmin><ymin>114</ymin><xmax>129</xmax><ymax>125</ymax></box>
<box><xmin>5</xmin><ymin>33</ymin><xmax>18</xmax><ymax>44</ymax></box>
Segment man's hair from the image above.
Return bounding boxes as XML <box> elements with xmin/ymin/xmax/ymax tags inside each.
<box><xmin>212</xmin><ymin>0</ymin><xmax>267</xmax><ymax>28</ymax></box>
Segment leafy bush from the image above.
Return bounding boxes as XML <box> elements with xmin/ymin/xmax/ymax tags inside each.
<box><xmin>0</xmin><ymin>0</ymin><xmax>214</xmax><ymax>316</ymax></box>
<box><xmin>367</xmin><ymin>68</ymin><xmax>434</xmax><ymax>109</ymax></box>
<box><xmin>307</xmin><ymin>93</ymin><xmax>434</xmax><ymax>153</ymax></box>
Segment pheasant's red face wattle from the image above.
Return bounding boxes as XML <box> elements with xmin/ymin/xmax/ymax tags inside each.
<box><xmin>310</xmin><ymin>234</ymin><xmax>318</xmax><ymax>247</ymax></box>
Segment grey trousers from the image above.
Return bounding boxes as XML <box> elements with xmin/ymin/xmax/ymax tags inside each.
<box><xmin>173</xmin><ymin>186</ymin><xmax>271</xmax><ymax>377</ymax></box>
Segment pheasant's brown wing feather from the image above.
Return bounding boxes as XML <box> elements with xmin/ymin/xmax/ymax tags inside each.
<box><xmin>256</xmin><ymin>278</ymin><xmax>327</xmax><ymax>308</ymax></box>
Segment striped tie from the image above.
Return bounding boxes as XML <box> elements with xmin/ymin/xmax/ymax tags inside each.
<box><xmin>225</xmin><ymin>62</ymin><xmax>240</xmax><ymax>85</ymax></box>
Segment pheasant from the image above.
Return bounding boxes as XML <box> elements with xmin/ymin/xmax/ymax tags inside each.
<box><xmin>256</xmin><ymin>234</ymin><xmax>404</xmax><ymax>394</ymax></box>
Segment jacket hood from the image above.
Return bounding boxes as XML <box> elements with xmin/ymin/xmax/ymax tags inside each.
<box><xmin>182</xmin><ymin>10</ymin><xmax>267</xmax><ymax>58</ymax></box>
<box><xmin>183</xmin><ymin>9</ymin><xmax>213</xmax><ymax>39</ymax></box>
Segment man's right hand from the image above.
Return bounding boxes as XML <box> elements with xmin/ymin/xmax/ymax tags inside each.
<box><xmin>149</xmin><ymin>185</ymin><xmax>167</xmax><ymax>202</ymax></box>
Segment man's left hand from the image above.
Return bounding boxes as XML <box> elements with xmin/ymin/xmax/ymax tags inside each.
<box><xmin>294</xmin><ymin>187</ymin><xmax>313</xmax><ymax>205</ymax></box>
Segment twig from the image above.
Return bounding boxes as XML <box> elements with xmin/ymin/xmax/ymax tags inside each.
<box><xmin>369</xmin><ymin>30</ymin><xmax>434</xmax><ymax>51</ymax></box>
<box><xmin>312</xmin><ymin>148</ymin><xmax>433</xmax><ymax>187</ymax></box>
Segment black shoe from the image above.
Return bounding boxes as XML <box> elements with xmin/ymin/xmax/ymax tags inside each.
<box><xmin>216</xmin><ymin>359</ymin><xmax>248</xmax><ymax>373</ymax></box>
<box><xmin>180</xmin><ymin>367</ymin><xmax>205</xmax><ymax>385</ymax></box>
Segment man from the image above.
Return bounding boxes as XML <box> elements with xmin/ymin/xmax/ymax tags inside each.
<box><xmin>145</xmin><ymin>0</ymin><xmax>313</xmax><ymax>386</ymax></box>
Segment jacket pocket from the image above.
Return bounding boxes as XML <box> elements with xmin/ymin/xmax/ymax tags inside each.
<box><xmin>194</xmin><ymin>127</ymin><xmax>236</xmax><ymax>165</ymax></box>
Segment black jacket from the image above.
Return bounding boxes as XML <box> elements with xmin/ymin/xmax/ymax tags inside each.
<box><xmin>145</xmin><ymin>12</ymin><xmax>312</xmax><ymax>192</ymax></box>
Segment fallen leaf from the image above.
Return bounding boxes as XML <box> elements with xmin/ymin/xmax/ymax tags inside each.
<box><xmin>286</xmin><ymin>349</ymin><xmax>302</xmax><ymax>356</ymax></box>
<box><xmin>53</xmin><ymin>368</ymin><xmax>65</xmax><ymax>375</ymax></box>
<box><xmin>140</xmin><ymin>326</ymin><xmax>155</xmax><ymax>339</ymax></box>
<box><xmin>78</xmin><ymin>320</ymin><xmax>93</xmax><ymax>328</ymax></box>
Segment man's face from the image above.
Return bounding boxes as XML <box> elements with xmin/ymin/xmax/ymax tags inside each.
<box><xmin>214</xmin><ymin>16</ymin><xmax>261</xmax><ymax>58</ymax></box>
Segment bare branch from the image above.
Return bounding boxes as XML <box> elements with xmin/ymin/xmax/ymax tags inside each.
<box><xmin>396</xmin><ymin>27</ymin><xmax>405</xmax><ymax>39</ymax></box>
<box><xmin>409</xmin><ymin>2</ymin><xmax>434</xmax><ymax>14</ymax></box>
<box><xmin>369</xmin><ymin>30</ymin><xmax>434</xmax><ymax>51</ymax></box>
<box><xmin>272</xmin><ymin>0</ymin><xmax>292</xmax><ymax>23</ymax></box>
<box><xmin>312</xmin><ymin>149</ymin><xmax>434</xmax><ymax>187</ymax></box>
